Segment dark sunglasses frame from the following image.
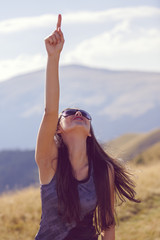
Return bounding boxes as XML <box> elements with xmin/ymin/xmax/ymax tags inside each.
<box><xmin>61</xmin><ymin>109</ymin><xmax>92</xmax><ymax>120</ymax></box>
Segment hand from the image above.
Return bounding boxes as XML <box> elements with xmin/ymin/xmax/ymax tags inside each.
<box><xmin>45</xmin><ymin>14</ymin><xmax>65</xmax><ymax>57</ymax></box>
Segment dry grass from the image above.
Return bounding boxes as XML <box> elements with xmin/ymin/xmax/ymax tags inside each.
<box><xmin>0</xmin><ymin>187</ymin><xmax>41</xmax><ymax>240</ymax></box>
<box><xmin>0</xmin><ymin>162</ymin><xmax>160</xmax><ymax>240</ymax></box>
<box><xmin>115</xmin><ymin>162</ymin><xmax>160</xmax><ymax>240</ymax></box>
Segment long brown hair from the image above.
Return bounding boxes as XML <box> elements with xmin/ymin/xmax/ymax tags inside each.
<box><xmin>55</xmin><ymin>115</ymin><xmax>140</xmax><ymax>233</ymax></box>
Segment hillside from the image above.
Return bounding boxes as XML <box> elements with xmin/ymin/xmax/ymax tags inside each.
<box><xmin>132</xmin><ymin>141</ymin><xmax>160</xmax><ymax>165</ymax></box>
<box><xmin>105</xmin><ymin>128</ymin><xmax>160</xmax><ymax>161</ymax></box>
<box><xmin>0</xmin><ymin>161</ymin><xmax>160</xmax><ymax>240</ymax></box>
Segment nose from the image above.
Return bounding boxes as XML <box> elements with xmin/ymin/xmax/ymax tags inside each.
<box><xmin>75</xmin><ymin>110</ymin><xmax>82</xmax><ymax>117</ymax></box>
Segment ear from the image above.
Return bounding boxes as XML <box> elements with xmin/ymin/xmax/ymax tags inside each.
<box><xmin>56</xmin><ymin>129</ymin><xmax>61</xmax><ymax>134</ymax></box>
<box><xmin>88</xmin><ymin>132</ymin><xmax>91</xmax><ymax>137</ymax></box>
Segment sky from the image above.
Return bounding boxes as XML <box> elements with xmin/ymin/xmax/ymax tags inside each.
<box><xmin>0</xmin><ymin>0</ymin><xmax>160</xmax><ymax>82</ymax></box>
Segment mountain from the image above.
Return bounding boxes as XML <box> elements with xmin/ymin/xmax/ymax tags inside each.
<box><xmin>0</xmin><ymin>64</ymin><xmax>160</xmax><ymax>150</ymax></box>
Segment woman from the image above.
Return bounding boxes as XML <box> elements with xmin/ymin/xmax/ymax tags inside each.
<box><xmin>35</xmin><ymin>14</ymin><xmax>139</xmax><ymax>240</ymax></box>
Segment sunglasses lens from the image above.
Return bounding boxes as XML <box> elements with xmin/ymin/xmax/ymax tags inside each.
<box><xmin>62</xmin><ymin>109</ymin><xmax>92</xmax><ymax>120</ymax></box>
<box><xmin>62</xmin><ymin>109</ymin><xmax>77</xmax><ymax>117</ymax></box>
<box><xmin>80</xmin><ymin>110</ymin><xmax>92</xmax><ymax>120</ymax></box>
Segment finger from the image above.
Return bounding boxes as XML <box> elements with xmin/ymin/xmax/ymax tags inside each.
<box><xmin>54</xmin><ymin>30</ymin><xmax>61</xmax><ymax>42</ymax></box>
<box><xmin>58</xmin><ymin>28</ymin><xmax>64</xmax><ymax>42</ymax></box>
<box><xmin>45</xmin><ymin>36</ymin><xmax>53</xmax><ymax>45</ymax></box>
<box><xmin>45</xmin><ymin>35</ymin><xmax>56</xmax><ymax>45</ymax></box>
<box><xmin>51</xmin><ymin>35</ymin><xmax>57</xmax><ymax>45</ymax></box>
<box><xmin>56</xmin><ymin>14</ymin><xmax>62</xmax><ymax>30</ymax></box>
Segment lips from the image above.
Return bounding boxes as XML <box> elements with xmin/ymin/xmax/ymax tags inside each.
<box><xmin>73</xmin><ymin>116</ymin><xmax>83</xmax><ymax>120</ymax></box>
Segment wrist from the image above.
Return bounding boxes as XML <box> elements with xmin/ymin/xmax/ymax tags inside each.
<box><xmin>47</xmin><ymin>54</ymin><xmax>60</xmax><ymax>62</ymax></box>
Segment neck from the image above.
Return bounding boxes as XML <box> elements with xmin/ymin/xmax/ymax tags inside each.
<box><xmin>64</xmin><ymin>134</ymin><xmax>89</xmax><ymax>171</ymax></box>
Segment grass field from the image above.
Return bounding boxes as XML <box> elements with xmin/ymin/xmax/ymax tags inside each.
<box><xmin>115</xmin><ymin>161</ymin><xmax>160</xmax><ymax>240</ymax></box>
<box><xmin>0</xmin><ymin>161</ymin><xmax>160</xmax><ymax>240</ymax></box>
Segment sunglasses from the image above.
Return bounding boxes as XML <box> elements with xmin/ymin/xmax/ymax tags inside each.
<box><xmin>61</xmin><ymin>109</ymin><xmax>92</xmax><ymax>120</ymax></box>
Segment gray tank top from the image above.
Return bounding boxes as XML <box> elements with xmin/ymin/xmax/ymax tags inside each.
<box><xmin>35</xmin><ymin>162</ymin><xmax>97</xmax><ymax>240</ymax></box>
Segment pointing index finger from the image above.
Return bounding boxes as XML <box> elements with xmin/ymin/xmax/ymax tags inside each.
<box><xmin>56</xmin><ymin>14</ymin><xmax>62</xmax><ymax>30</ymax></box>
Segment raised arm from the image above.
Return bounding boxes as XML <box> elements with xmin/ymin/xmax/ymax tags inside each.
<box><xmin>35</xmin><ymin>14</ymin><xmax>64</xmax><ymax>184</ymax></box>
<box><xmin>45</xmin><ymin>14</ymin><xmax>64</xmax><ymax>114</ymax></box>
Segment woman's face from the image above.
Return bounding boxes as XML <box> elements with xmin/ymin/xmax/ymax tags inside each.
<box><xmin>58</xmin><ymin>110</ymin><xmax>91</xmax><ymax>138</ymax></box>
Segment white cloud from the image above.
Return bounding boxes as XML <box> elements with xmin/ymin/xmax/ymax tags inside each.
<box><xmin>0</xmin><ymin>15</ymin><xmax>57</xmax><ymax>33</ymax></box>
<box><xmin>0</xmin><ymin>6</ymin><xmax>159</xmax><ymax>33</ymax></box>
<box><xmin>63</xmin><ymin>21</ymin><xmax>160</xmax><ymax>72</ymax></box>
<box><xmin>0</xmin><ymin>54</ymin><xmax>46</xmax><ymax>82</ymax></box>
<box><xmin>62</xmin><ymin>7</ymin><xmax>159</xmax><ymax>24</ymax></box>
<box><xmin>0</xmin><ymin>6</ymin><xmax>160</xmax><ymax>81</ymax></box>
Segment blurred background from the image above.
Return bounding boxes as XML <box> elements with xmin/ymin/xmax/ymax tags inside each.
<box><xmin>0</xmin><ymin>1</ymin><xmax>160</xmax><ymax>239</ymax></box>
